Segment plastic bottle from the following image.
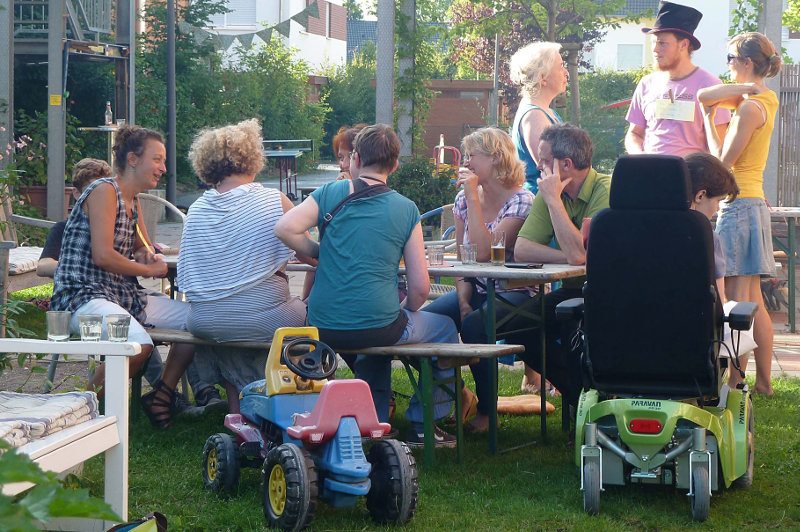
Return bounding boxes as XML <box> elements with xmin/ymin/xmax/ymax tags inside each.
<box><xmin>105</xmin><ymin>101</ymin><xmax>113</xmax><ymax>126</ymax></box>
<box><xmin>438</xmin><ymin>134</ymin><xmax>445</xmax><ymax>164</ymax></box>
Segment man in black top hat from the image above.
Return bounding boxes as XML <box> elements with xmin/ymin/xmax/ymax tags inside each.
<box><xmin>625</xmin><ymin>1</ymin><xmax>730</xmax><ymax>156</ymax></box>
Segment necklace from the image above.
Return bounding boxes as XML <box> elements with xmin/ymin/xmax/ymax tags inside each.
<box><xmin>358</xmin><ymin>174</ymin><xmax>385</xmax><ymax>184</ymax></box>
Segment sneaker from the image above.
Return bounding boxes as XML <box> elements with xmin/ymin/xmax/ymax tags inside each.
<box><xmin>172</xmin><ymin>392</ymin><xmax>191</xmax><ymax>413</ymax></box>
<box><xmin>194</xmin><ymin>386</ymin><xmax>222</xmax><ymax>407</ymax></box>
<box><xmin>405</xmin><ymin>425</ymin><xmax>457</xmax><ymax>449</ymax></box>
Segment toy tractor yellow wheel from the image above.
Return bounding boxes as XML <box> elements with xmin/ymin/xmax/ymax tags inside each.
<box><xmin>202</xmin><ymin>433</ymin><xmax>240</xmax><ymax>492</ymax></box>
<box><xmin>732</xmin><ymin>396</ymin><xmax>754</xmax><ymax>488</ymax></box>
<box><xmin>262</xmin><ymin>443</ymin><xmax>317</xmax><ymax>531</ymax></box>
<box><xmin>366</xmin><ymin>440</ymin><xmax>419</xmax><ymax>524</ymax></box>
<box><xmin>690</xmin><ymin>464</ymin><xmax>710</xmax><ymax>521</ymax></box>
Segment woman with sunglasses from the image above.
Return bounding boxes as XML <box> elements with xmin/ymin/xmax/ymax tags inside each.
<box><xmin>50</xmin><ymin>125</ymin><xmax>194</xmax><ymax>427</ymax></box>
<box><xmin>698</xmin><ymin>32</ymin><xmax>782</xmax><ymax>395</ymax></box>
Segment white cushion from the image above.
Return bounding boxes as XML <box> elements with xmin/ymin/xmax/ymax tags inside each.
<box><xmin>8</xmin><ymin>246</ymin><xmax>44</xmax><ymax>275</ymax></box>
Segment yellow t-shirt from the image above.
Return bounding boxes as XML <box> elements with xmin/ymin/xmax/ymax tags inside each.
<box><xmin>731</xmin><ymin>90</ymin><xmax>779</xmax><ymax>199</ymax></box>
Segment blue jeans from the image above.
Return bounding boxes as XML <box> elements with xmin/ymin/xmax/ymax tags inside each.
<box><xmin>424</xmin><ymin>289</ymin><xmax>534</xmax><ymax>415</ymax></box>
<box><xmin>353</xmin><ymin>309</ymin><xmax>459</xmax><ymax>425</ymax></box>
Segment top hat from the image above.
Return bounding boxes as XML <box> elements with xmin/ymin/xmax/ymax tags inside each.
<box><xmin>642</xmin><ymin>1</ymin><xmax>703</xmax><ymax>50</ymax></box>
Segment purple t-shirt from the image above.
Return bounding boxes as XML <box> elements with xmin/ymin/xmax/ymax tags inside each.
<box><xmin>626</xmin><ymin>68</ymin><xmax>731</xmax><ymax>156</ymax></box>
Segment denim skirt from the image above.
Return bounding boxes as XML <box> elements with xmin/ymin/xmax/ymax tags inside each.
<box><xmin>716</xmin><ymin>197</ymin><xmax>775</xmax><ymax>277</ymax></box>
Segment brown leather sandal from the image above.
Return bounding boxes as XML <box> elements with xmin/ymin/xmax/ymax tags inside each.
<box><xmin>141</xmin><ymin>380</ymin><xmax>174</xmax><ymax>429</ymax></box>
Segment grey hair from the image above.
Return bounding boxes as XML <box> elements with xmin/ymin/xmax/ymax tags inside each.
<box><xmin>509</xmin><ymin>42</ymin><xmax>562</xmax><ymax>97</ymax></box>
<box><xmin>539</xmin><ymin>123</ymin><xmax>593</xmax><ymax>170</ymax></box>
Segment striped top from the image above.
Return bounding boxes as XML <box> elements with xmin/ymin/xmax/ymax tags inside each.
<box><xmin>177</xmin><ymin>183</ymin><xmax>294</xmax><ymax>302</ymax></box>
<box><xmin>50</xmin><ymin>178</ymin><xmax>147</xmax><ymax>321</ymax></box>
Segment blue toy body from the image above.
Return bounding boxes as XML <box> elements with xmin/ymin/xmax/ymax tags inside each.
<box><xmin>201</xmin><ymin>327</ymin><xmax>418</xmax><ymax>531</ymax></box>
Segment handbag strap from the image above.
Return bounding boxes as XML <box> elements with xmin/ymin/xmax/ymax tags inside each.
<box><xmin>319</xmin><ymin>181</ymin><xmax>391</xmax><ymax>241</ymax></box>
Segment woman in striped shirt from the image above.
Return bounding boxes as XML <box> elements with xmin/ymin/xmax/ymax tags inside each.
<box><xmin>178</xmin><ymin>119</ymin><xmax>310</xmax><ymax>413</ymax></box>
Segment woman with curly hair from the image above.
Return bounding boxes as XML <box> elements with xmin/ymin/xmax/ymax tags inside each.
<box><xmin>178</xmin><ymin>118</ymin><xmax>310</xmax><ymax>413</ymax></box>
<box><xmin>49</xmin><ymin>125</ymin><xmax>194</xmax><ymax>428</ymax></box>
<box><xmin>423</xmin><ymin>127</ymin><xmax>534</xmax><ymax>432</ymax></box>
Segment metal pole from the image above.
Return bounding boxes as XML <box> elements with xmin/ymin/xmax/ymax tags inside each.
<box><xmin>375</xmin><ymin>0</ymin><xmax>395</xmax><ymax>126</ymax></box>
<box><xmin>166</xmin><ymin>0</ymin><xmax>177</xmax><ymax>204</ymax></box>
<box><xmin>47</xmin><ymin>0</ymin><xmax>66</xmax><ymax>221</ymax></box>
<box><xmin>491</xmin><ymin>33</ymin><xmax>499</xmax><ymax>126</ymax></box>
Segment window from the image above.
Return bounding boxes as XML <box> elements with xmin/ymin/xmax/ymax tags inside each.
<box><xmin>617</xmin><ymin>44</ymin><xmax>643</xmax><ymax>70</ymax></box>
<box><xmin>210</xmin><ymin>0</ymin><xmax>256</xmax><ymax>27</ymax></box>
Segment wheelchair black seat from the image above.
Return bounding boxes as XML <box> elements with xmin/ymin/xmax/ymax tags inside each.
<box><xmin>582</xmin><ymin>154</ymin><xmax>722</xmax><ymax>399</ymax></box>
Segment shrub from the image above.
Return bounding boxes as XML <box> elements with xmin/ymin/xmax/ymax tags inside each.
<box><xmin>388</xmin><ymin>159</ymin><xmax>459</xmax><ymax>219</ymax></box>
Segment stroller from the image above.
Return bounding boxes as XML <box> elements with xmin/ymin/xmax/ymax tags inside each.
<box><xmin>556</xmin><ymin>155</ymin><xmax>756</xmax><ymax>521</ymax></box>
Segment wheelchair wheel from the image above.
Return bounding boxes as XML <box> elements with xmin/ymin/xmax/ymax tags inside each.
<box><xmin>366</xmin><ymin>439</ymin><xmax>419</xmax><ymax>524</ymax></box>
<box><xmin>732</xmin><ymin>396</ymin><xmax>754</xmax><ymax>488</ymax></box>
<box><xmin>582</xmin><ymin>461</ymin><xmax>600</xmax><ymax>516</ymax></box>
<box><xmin>202</xmin><ymin>433</ymin><xmax>240</xmax><ymax>493</ymax></box>
<box><xmin>690</xmin><ymin>464</ymin><xmax>710</xmax><ymax>522</ymax></box>
<box><xmin>262</xmin><ymin>443</ymin><xmax>317</xmax><ymax>531</ymax></box>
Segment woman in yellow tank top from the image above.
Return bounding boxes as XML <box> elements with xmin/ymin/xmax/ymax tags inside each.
<box><xmin>698</xmin><ymin>32</ymin><xmax>782</xmax><ymax>395</ymax></box>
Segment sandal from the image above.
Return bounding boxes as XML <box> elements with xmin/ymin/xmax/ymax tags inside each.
<box><xmin>141</xmin><ymin>380</ymin><xmax>175</xmax><ymax>429</ymax></box>
<box><xmin>443</xmin><ymin>392</ymin><xmax>478</xmax><ymax>425</ymax></box>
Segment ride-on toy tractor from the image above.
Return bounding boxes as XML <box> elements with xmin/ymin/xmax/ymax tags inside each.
<box><xmin>556</xmin><ymin>155</ymin><xmax>756</xmax><ymax>521</ymax></box>
<box><xmin>201</xmin><ymin>327</ymin><xmax>418</xmax><ymax>531</ymax></box>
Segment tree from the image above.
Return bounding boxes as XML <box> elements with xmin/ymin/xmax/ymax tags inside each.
<box><xmin>450</xmin><ymin>0</ymin><xmax>638</xmax><ymax>110</ymax></box>
<box><xmin>787</xmin><ymin>0</ymin><xmax>800</xmax><ymax>31</ymax></box>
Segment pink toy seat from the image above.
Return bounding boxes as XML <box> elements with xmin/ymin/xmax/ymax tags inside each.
<box><xmin>287</xmin><ymin>380</ymin><xmax>392</xmax><ymax>444</ymax></box>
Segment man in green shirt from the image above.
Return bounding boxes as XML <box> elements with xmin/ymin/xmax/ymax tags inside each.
<box><xmin>514</xmin><ymin>123</ymin><xmax>611</xmax><ymax>407</ymax></box>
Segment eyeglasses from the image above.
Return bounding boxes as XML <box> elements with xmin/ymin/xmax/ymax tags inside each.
<box><xmin>349</xmin><ymin>151</ymin><xmax>357</xmax><ymax>160</ymax></box>
<box><xmin>726</xmin><ymin>53</ymin><xmax>741</xmax><ymax>64</ymax></box>
<box><xmin>463</xmin><ymin>152</ymin><xmax>488</xmax><ymax>162</ymax></box>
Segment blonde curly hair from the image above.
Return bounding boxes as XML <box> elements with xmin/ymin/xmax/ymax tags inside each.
<box><xmin>461</xmin><ymin>127</ymin><xmax>525</xmax><ymax>188</ymax></box>
<box><xmin>188</xmin><ymin>118</ymin><xmax>264</xmax><ymax>185</ymax></box>
<box><xmin>509</xmin><ymin>42</ymin><xmax>562</xmax><ymax>97</ymax></box>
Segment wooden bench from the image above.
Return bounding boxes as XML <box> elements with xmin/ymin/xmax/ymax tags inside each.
<box><xmin>145</xmin><ymin>329</ymin><xmax>524</xmax><ymax>465</ymax></box>
<box><xmin>0</xmin><ymin>192</ymin><xmax>58</xmax><ymax>333</ymax></box>
<box><xmin>0</xmin><ymin>339</ymin><xmax>139</xmax><ymax>531</ymax></box>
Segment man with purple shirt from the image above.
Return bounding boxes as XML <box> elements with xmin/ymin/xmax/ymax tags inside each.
<box><xmin>625</xmin><ymin>1</ymin><xmax>730</xmax><ymax>156</ymax></box>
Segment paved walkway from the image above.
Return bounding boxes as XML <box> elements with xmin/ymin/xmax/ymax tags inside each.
<box><xmin>151</xmin><ymin>222</ymin><xmax>800</xmax><ymax>379</ymax></box>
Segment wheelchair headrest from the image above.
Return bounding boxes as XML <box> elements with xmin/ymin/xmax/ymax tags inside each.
<box><xmin>610</xmin><ymin>155</ymin><xmax>692</xmax><ymax>211</ymax></box>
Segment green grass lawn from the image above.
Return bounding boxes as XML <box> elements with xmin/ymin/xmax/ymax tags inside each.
<box><xmin>76</xmin><ymin>370</ymin><xmax>800</xmax><ymax>531</ymax></box>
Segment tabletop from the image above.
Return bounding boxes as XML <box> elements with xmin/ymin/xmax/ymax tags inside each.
<box><xmin>263</xmin><ymin>149</ymin><xmax>304</xmax><ymax>159</ymax></box>
<box><xmin>769</xmin><ymin>207</ymin><xmax>800</xmax><ymax>219</ymax></box>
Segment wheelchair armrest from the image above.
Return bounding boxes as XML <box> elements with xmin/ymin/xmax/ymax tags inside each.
<box><xmin>555</xmin><ymin>298</ymin><xmax>584</xmax><ymax>321</ymax></box>
<box><xmin>726</xmin><ymin>301</ymin><xmax>758</xmax><ymax>331</ymax></box>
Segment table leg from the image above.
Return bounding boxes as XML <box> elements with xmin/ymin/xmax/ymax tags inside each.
<box><xmin>454</xmin><ymin>365</ymin><xmax>463</xmax><ymax>463</ymax></box>
<box><xmin>540</xmin><ymin>289</ymin><xmax>547</xmax><ymax>440</ymax></box>
<box><xmin>419</xmin><ymin>359</ymin><xmax>435</xmax><ymax>467</ymax></box>
<box><xmin>486</xmin><ymin>279</ymin><xmax>498</xmax><ymax>455</ymax></box>
<box><xmin>789</xmin><ymin>219</ymin><xmax>796</xmax><ymax>333</ymax></box>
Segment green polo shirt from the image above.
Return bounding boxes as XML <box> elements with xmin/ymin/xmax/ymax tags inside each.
<box><xmin>517</xmin><ymin>168</ymin><xmax>611</xmax><ymax>289</ymax></box>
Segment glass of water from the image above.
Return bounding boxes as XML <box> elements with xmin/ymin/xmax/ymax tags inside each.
<box><xmin>427</xmin><ymin>245</ymin><xmax>445</xmax><ymax>266</ymax></box>
<box><xmin>105</xmin><ymin>314</ymin><xmax>131</xmax><ymax>342</ymax></box>
<box><xmin>459</xmin><ymin>243</ymin><xmax>477</xmax><ymax>264</ymax></box>
<box><xmin>46</xmin><ymin>311</ymin><xmax>71</xmax><ymax>341</ymax></box>
<box><xmin>78</xmin><ymin>314</ymin><xmax>103</xmax><ymax>342</ymax></box>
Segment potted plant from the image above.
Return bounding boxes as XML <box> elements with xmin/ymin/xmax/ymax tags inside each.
<box><xmin>6</xmin><ymin>110</ymin><xmax>85</xmax><ymax>217</ymax></box>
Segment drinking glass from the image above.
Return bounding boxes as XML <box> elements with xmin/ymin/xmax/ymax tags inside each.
<box><xmin>116</xmin><ymin>118</ymin><xmax>126</xmax><ymax>127</ymax></box>
<box><xmin>460</xmin><ymin>243</ymin><xmax>477</xmax><ymax>264</ymax></box>
<box><xmin>428</xmin><ymin>245</ymin><xmax>445</xmax><ymax>266</ymax></box>
<box><xmin>106</xmin><ymin>314</ymin><xmax>131</xmax><ymax>342</ymax></box>
<box><xmin>491</xmin><ymin>231</ymin><xmax>506</xmax><ymax>265</ymax></box>
<box><xmin>46</xmin><ymin>311</ymin><xmax>71</xmax><ymax>341</ymax></box>
<box><xmin>78</xmin><ymin>314</ymin><xmax>103</xmax><ymax>342</ymax></box>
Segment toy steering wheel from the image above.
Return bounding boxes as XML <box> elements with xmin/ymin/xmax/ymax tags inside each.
<box><xmin>282</xmin><ymin>338</ymin><xmax>337</xmax><ymax>380</ymax></box>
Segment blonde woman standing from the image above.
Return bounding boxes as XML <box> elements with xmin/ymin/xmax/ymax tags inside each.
<box><xmin>509</xmin><ymin>41</ymin><xmax>568</xmax><ymax>194</ymax></box>
<box><xmin>698</xmin><ymin>32</ymin><xmax>782</xmax><ymax>395</ymax></box>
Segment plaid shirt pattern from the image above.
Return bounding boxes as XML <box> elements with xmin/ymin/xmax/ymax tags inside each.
<box><xmin>50</xmin><ymin>178</ymin><xmax>147</xmax><ymax>322</ymax></box>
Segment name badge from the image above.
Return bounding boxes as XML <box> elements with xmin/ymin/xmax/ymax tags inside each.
<box><xmin>654</xmin><ymin>98</ymin><xmax>695</xmax><ymax>122</ymax></box>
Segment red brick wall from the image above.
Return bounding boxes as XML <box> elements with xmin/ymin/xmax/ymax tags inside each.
<box><xmin>306</xmin><ymin>0</ymin><xmax>327</xmax><ymax>37</ymax></box>
<box><xmin>421</xmin><ymin>80</ymin><xmax>495</xmax><ymax>159</ymax></box>
<box><xmin>329</xmin><ymin>3</ymin><xmax>347</xmax><ymax>41</ymax></box>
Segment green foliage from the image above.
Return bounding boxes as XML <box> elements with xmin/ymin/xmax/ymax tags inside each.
<box><xmin>388</xmin><ymin>160</ymin><xmax>458</xmax><ymax>216</ymax></box>
<box><xmin>567</xmin><ymin>68</ymin><xmax>647</xmax><ymax>174</ymax></box>
<box><xmin>318</xmin><ymin>49</ymin><xmax>377</xmax><ymax>159</ymax></box>
<box><xmin>787</xmin><ymin>0</ymin><xmax>800</xmax><ymax>31</ymax></box>
<box><xmin>6</xmin><ymin>110</ymin><xmax>84</xmax><ymax>187</ymax></box>
<box><xmin>729</xmin><ymin>0</ymin><xmax>760</xmax><ymax>36</ymax></box>
<box><xmin>0</xmin><ymin>440</ymin><xmax>119</xmax><ymax>531</ymax></box>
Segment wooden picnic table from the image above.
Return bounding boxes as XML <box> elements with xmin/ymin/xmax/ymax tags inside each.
<box><xmin>770</xmin><ymin>207</ymin><xmax>800</xmax><ymax>332</ymax></box>
<box><xmin>161</xmin><ymin>255</ymin><xmax>585</xmax><ymax>451</ymax></box>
